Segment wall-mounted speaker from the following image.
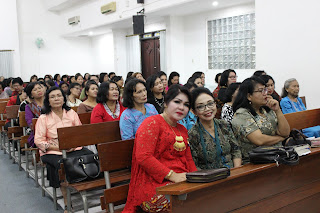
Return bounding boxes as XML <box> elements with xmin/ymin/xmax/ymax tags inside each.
<box><xmin>133</xmin><ymin>15</ymin><xmax>144</xmax><ymax>35</ymax></box>
<box><xmin>137</xmin><ymin>0</ymin><xmax>144</xmax><ymax>3</ymax></box>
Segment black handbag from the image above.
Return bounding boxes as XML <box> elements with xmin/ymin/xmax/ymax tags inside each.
<box><xmin>61</xmin><ymin>154</ymin><xmax>103</xmax><ymax>183</ymax></box>
<box><xmin>249</xmin><ymin>146</ymin><xmax>299</xmax><ymax>166</ymax></box>
<box><xmin>186</xmin><ymin>168</ymin><xmax>230</xmax><ymax>183</ymax></box>
<box><xmin>282</xmin><ymin>129</ymin><xmax>311</xmax><ymax>146</ymax></box>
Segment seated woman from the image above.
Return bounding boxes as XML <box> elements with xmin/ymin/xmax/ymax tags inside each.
<box><xmin>91</xmin><ymin>81</ymin><xmax>126</xmax><ymax>123</ymax></box>
<box><xmin>59</xmin><ymin>82</ymin><xmax>69</xmax><ymax>95</ymax></box>
<box><xmin>0</xmin><ymin>81</ymin><xmax>9</xmax><ymax>99</ymax></box>
<box><xmin>187</xmin><ymin>75</ymin><xmax>203</xmax><ymax>87</ymax></box>
<box><xmin>158</xmin><ymin>71</ymin><xmax>168</xmax><ymax>93</ymax></box>
<box><xmin>177</xmin><ymin>82</ymin><xmax>197</xmax><ymax>130</ymax></box>
<box><xmin>259</xmin><ymin>75</ymin><xmax>281</xmax><ymax>102</ymax></box>
<box><xmin>188</xmin><ymin>87</ymin><xmax>241</xmax><ymax>169</ymax></box>
<box><xmin>123</xmin><ymin>84</ymin><xmax>197</xmax><ymax>213</ymax></box>
<box><xmin>221</xmin><ymin>82</ymin><xmax>241</xmax><ymax>123</ymax></box>
<box><xmin>146</xmin><ymin>75</ymin><xmax>165</xmax><ymax>113</ymax></box>
<box><xmin>280</xmin><ymin>78</ymin><xmax>320</xmax><ymax>137</ymax></box>
<box><xmin>280</xmin><ymin>78</ymin><xmax>305</xmax><ymax>114</ymax></box>
<box><xmin>77</xmin><ymin>81</ymin><xmax>98</xmax><ymax>114</ymax></box>
<box><xmin>111</xmin><ymin>76</ymin><xmax>124</xmax><ymax>99</ymax></box>
<box><xmin>34</xmin><ymin>86</ymin><xmax>92</xmax><ymax>212</ymax></box>
<box><xmin>217</xmin><ymin>69</ymin><xmax>237</xmax><ymax>103</ymax></box>
<box><xmin>232</xmin><ymin>77</ymin><xmax>290</xmax><ymax>164</ymax></box>
<box><xmin>166</xmin><ymin>71</ymin><xmax>180</xmax><ymax>92</ymax></box>
<box><xmin>212</xmin><ymin>73</ymin><xmax>221</xmax><ymax>99</ymax></box>
<box><xmin>25</xmin><ymin>82</ymin><xmax>45</xmax><ymax>147</ymax></box>
<box><xmin>120</xmin><ymin>79</ymin><xmax>158</xmax><ymax>140</ymax></box>
<box><xmin>66</xmin><ymin>83</ymin><xmax>82</xmax><ymax>107</ymax></box>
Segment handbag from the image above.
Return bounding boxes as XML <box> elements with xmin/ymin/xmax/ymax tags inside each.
<box><xmin>61</xmin><ymin>154</ymin><xmax>103</xmax><ymax>184</ymax></box>
<box><xmin>282</xmin><ymin>129</ymin><xmax>311</xmax><ymax>146</ymax></box>
<box><xmin>249</xmin><ymin>146</ymin><xmax>299</xmax><ymax>166</ymax></box>
<box><xmin>186</xmin><ymin>168</ymin><xmax>230</xmax><ymax>183</ymax></box>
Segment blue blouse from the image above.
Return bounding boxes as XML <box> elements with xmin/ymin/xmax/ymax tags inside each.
<box><xmin>178</xmin><ymin>111</ymin><xmax>197</xmax><ymax>130</ymax></box>
<box><xmin>120</xmin><ymin>103</ymin><xmax>158</xmax><ymax>140</ymax></box>
<box><xmin>280</xmin><ymin>96</ymin><xmax>306</xmax><ymax>114</ymax></box>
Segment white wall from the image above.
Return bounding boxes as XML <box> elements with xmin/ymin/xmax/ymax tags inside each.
<box><xmin>17</xmin><ymin>0</ymin><xmax>94</xmax><ymax>81</ymax></box>
<box><xmin>183</xmin><ymin>3</ymin><xmax>255</xmax><ymax>91</ymax></box>
<box><xmin>256</xmin><ymin>0</ymin><xmax>320</xmax><ymax>109</ymax></box>
<box><xmin>91</xmin><ymin>32</ymin><xmax>115</xmax><ymax>75</ymax></box>
<box><xmin>0</xmin><ymin>0</ymin><xmax>21</xmax><ymax>77</ymax></box>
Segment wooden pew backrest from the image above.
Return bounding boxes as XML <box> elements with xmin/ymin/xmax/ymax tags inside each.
<box><xmin>78</xmin><ymin>112</ymin><xmax>91</xmax><ymax>124</ymax></box>
<box><xmin>284</xmin><ymin>108</ymin><xmax>320</xmax><ymax>130</ymax></box>
<box><xmin>300</xmin><ymin>96</ymin><xmax>306</xmax><ymax>108</ymax></box>
<box><xmin>0</xmin><ymin>101</ymin><xmax>9</xmax><ymax>114</ymax></box>
<box><xmin>57</xmin><ymin>120</ymin><xmax>121</xmax><ymax>150</ymax></box>
<box><xmin>6</xmin><ymin>105</ymin><xmax>20</xmax><ymax>119</ymax></box>
<box><xmin>19</xmin><ymin>111</ymin><xmax>28</xmax><ymax>127</ymax></box>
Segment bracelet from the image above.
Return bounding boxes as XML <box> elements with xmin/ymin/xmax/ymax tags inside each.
<box><xmin>166</xmin><ymin>170</ymin><xmax>173</xmax><ymax>179</ymax></box>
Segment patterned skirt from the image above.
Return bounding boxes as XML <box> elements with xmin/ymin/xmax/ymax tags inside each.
<box><xmin>140</xmin><ymin>194</ymin><xmax>170</xmax><ymax>212</ymax></box>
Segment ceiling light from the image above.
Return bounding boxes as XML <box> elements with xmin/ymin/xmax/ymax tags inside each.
<box><xmin>212</xmin><ymin>1</ymin><xmax>219</xmax><ymax>7</ymax></box>
<box><xmin>89</xmin><ymin>31</ymin><xmax>93</xmax><ymax>36</ymax></box>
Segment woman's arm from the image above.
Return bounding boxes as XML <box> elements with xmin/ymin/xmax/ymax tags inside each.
<box><xmin>247</xmin><ymin>129</ymin><xmax>285</xmax><ymax>146</ymax></box>
<box><xmin>233</xmin><ymin>158</ymin><xmax>242</xmax><ymax>167</ymax></box>
<box><xmin>267</xmin><ymin>98</ymin><xmax>290</xmax><ymax>137</ymax></box>
<box><xmin>25</xmin><ymin>105</ymin><xmax>33</xmax><ymax>128</ymax></box>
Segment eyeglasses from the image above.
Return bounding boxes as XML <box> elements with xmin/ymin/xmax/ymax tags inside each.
<box><xmin>196</xmin><ymin>101</ymin><xmax>216</xmax><ymax>111</ymax></box>
<box><xmin>253</xmin><ymin>88</ymin><xmax>268</xmax><ymax>95</ymax></box>
<box><xmin>228</xmin><ymin>76</ymin><xmax>238</xmax><ymax>79</ymax></box>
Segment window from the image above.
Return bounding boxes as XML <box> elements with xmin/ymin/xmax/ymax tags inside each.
<box><xmin>208</xmin><ymin>13</ymin><xmax>256</xmax><ymax>70</ymax></box>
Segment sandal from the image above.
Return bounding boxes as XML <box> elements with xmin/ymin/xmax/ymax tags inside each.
<box><xmin>64</xmin><ymin>204</ymin><xmax>73</xmax><ymax>213</ymax></box>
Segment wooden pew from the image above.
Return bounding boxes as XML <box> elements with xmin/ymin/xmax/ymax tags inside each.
<box><xmin>284</xmin><ymin>108</ymin><xmax>320</xmax><ymax>130</ymax></box>
<box><xmin>71</xmin><ymin>106</ymin><xmax>78</xmax><ymax>112</ymax></box>
<box><xmin>0</xmin><ymin>101</ymin><xmax>8</xmax><ymax>150</ymax></box>
<box><xmin>6</xmin><ymin>105</ymin><xmax>22</xmax><ymax>160</ymax></box>
<box><xmin>300</xmin><ymin>96</ymin><xmax>306</xmax><ymax>108</ymax></box>
<box><xmin>157</xmin><ymin>147</ymin><xmax>320</xmax><ymax>212</ymax></box>
<box><xmin>19</xmin><ymin>111</ymin><xmax>33</xmax><ymax>172</ymax></box>
<box><xmin>57</xmin><ymin>121</ymin><xmax>124</xmax><ymax>213</ymax></box>
<box><xmin>78</xmin><ymin>112</ymin><xmax>91</xmax><ymax>124</ymax></box>
<box><xmin>97</xmin><ymin>139</ymin><xmax>135</xmax><ymax>213</ymax></box>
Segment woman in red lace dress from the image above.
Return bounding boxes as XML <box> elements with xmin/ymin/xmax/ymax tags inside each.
<box><xmin>123</xmin><ymin>84</ymin><xmax>197</xmax><ymax>213</ymax></box>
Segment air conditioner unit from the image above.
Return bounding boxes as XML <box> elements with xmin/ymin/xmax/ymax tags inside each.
<box><xmin>68</xmin><ymin>16</ymin><xmax>80</xmax><ymax>25</ymax></box>
<box><xmin>101</xmin><ymin>2</ymin><xmax>116</xmax><ymax>14</ymax></box>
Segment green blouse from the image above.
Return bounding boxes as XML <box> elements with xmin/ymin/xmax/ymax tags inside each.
<box><xmin>231</xmin><ymin>108</ymin><xmax>280</xmax><ymax>164</ymax></box>
<box><xmin>188</xmin><ymin>118</ymin><xmax>241</xmax><ymax>170</ymax></box>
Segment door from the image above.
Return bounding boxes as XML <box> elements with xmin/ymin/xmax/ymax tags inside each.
<box><xmin>141</xmin><ymin>38</ymin><xmax>160</xmax><ymax>79</ymax></box>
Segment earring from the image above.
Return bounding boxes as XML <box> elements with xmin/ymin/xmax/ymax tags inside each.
<box><xmin>249</xmin><ymin>101</ymin><xmax>252</xmax><ymax>105</ymax></box>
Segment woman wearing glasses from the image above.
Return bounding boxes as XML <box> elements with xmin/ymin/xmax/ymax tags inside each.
<box><xmin>188</xmin><ymin>87</ymin><xmax>242</xmax><ymax>170</ymax></box>
<box><xmin>217</xmin><ymin>69</ymin><xmax>237</xmax><ymax>103</ymax></box>
<box><xmin>232</xmin><ymin>77</ymin><xmax>290</xmax><ymax>164</ymax></box>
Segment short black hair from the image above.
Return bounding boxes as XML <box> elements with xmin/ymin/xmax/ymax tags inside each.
<box><xmin>45</xmin><ymin>80</ymin><xmax>55</xmax><ymax>87</ymax></box>
<box><xmin>4</xmin><ymin>78</ymin><xmax>13</xmax><ymax>87</ymax></box>
<box><xmin>108</xmin><ymin>72</ymin><xmax>116</xmax><ymax>78</ymax></box>
<box><xmin>96</xmin><ymin>81</ymin><xmax>120</xmax><ymax>104</ymax></box>
<box><xmin>122</xmin><ymin>79</ymin><xmax>146</xmax><ymax>109</ymax></box>
<box><xmin>42</xmin><ymin>86</ymin><xmax>70</xmax><ymax>114</ymax></box>
<box><xmin>164</xmin><ymin>84</ymin><xmax>191</xmax><ymax>110</ymax></box>
<box><xmin>25</xmin><ymin>82</ymin><xmax>43</xmax><ymax>99</ymax></box>
<box><xmin>146</xmin><ymin>75</ymin><xmax>163</xmax><ymax>99</ymax></box>
<box><xmin>184</xmin><ymin>82</ymin><xmax>198</xmax><ymax>91</ymax></box>
<box><xmin>259</xmin><ymin>74</ymin><xmax>275</xmax><ymax>85</ymax></box>
<box><xmin>224</xmin><ymin>82</ymin><xmax>241</xmax><ymax>103</ymax></box>
<box><xmin>75</xmin><ymin>73</ymin><xmax>83</xmax><ymax>80</ymax></box>
<box><xmin>38</xmin><ymin>78</ymin><xmax>44</xmax><ymax>82</ymax></box>
<box><xmin>30</xmin><ymin>75</ymin><xmax>38</xmax><ymax>82</ymax></box>
<box><xmin>168</xmin><ymin>71</ymin><xmax>180</xmax><ymax>87</ymax></box>
<box><xmin>126</xmin><ymin>72</ymin><xmax>133</xmax><ymax>79</ymax></box>
<box><xmin>215</xmin><ymin>73</ymin><xmax>221</xmax><ymax>84</ymax></box>
<box><xmin>67</xmin><ymin>82</ymin><xmax>81</xmax><ymax>95</ymax></box>
<box><xmin>99</xmin><ymin>73</ymin><xmax>108</xmax><ymax>83</ymax></box>
<box><xmin>125</xmin><ymin>76</ymin><xmax>134</xmax><ymax>86</ymax></box>
<box><xmin>220</xmin><ymin>69</ymin><xmax>236</xmax><ymax>87</ymax></box>
<box><xmin>111</xmin><ymin>76</ymin><xmax>122</xmax><ymax>82</ymax></box>
<box><xmin>191</xmin><ymin>71</ymin><xmax>204</xmax><ymax>79</ymax></box>
<box><xmin>187</xmin><ymin>76</ymin><xmax>201</xmax><ymax>84</ymax></box>
<box><xmin>232</xmin><ymin>77</ymin><xmax>270</xmax><ymax>116</ymax></box>
<box><xmin>158</xmin><ymin>71</ymin><xmax>167</xmax><ymax>78</ymax></box>
<box><xmin>190</xmin><ymin>87</ymin><xmax>214</xmax><ymax>111</ymax></box>
<box><xmin>84</xmin><ymin>80</ymin><xmax>98</xmax><ymax>97</ymax></box>
<box><xmin>253</xmin><ymin>70</ymin><xmax>266</xmax><ymax>77</ymax></box>
<box><xmin>12</xmin><ymin>77</ymin><xmax>23</xmax><ymax>85</ymax></box>
<box><xmin>89</xmin><ymin>75</ymin><xmax>98</xmax><ymax>80</ymax></box>
<box><xmin>0</xmin><ymin>81</ymin><xmax>5</xmax><ymax>90</ymax></box>
<box><xmin>61</xmin><ymin>75</ymin><xmax>68</xmax><ymax>81</ymax></box>
<box><xmin>59</xmin><ymin>81</ymin><xmax>69</xmax><ymax>88</ymax></box>
<box><xmin>54</xmin><ymin>74</ymin><xmax>60</xmax><ymax>81</ymax></box>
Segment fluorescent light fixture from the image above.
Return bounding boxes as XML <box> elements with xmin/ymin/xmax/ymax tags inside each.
<box><xmin>89</xmin><ymin>31</ymin><xmax>93</xmax><ymax>36</ymax></box>
<box><xmin>212</xmin><ymin>1</ymin><xmax>219</xmax><ymax>7</ymax></box>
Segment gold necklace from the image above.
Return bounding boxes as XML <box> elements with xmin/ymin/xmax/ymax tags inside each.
<box><xmin>162</xmin><ymin>114</ymin><xmax>186</xmax><ymax>151</ymax></box>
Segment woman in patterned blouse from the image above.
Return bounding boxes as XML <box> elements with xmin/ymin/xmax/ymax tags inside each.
<box><xmin>221</xmin><ymin>82</ymin><xmax>241</xmax><ymax>123</ymax></box>
<box><xmin>232</xmin><ymin>77</ymin><xmax>290</xmax><ymax>164</ymax></box>
<box><xmin>188</xmin><ymin>87</ymin><xmax>241</xmax><ymax>169</ymax></box>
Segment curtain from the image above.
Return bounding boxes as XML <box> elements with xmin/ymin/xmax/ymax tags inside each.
<box><xmin>0</xmin><ymin>50</ymin><xmax>14</xmax><ymax>78</ymax></box>
<box><xmin>159</xmin><ymin>31</ymin><xmax>166</xmax><ymax>72</ymax></box>
<box><xmin>126</xmin><ymin>35</ymin><xmax>141</xmax><ymax>74</ymax></box>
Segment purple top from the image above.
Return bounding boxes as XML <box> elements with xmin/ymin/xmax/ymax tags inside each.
<box><xmin>25</xmin><ymin>104</ymin><xmax>40</xmax><ymax>147</ymax></box>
